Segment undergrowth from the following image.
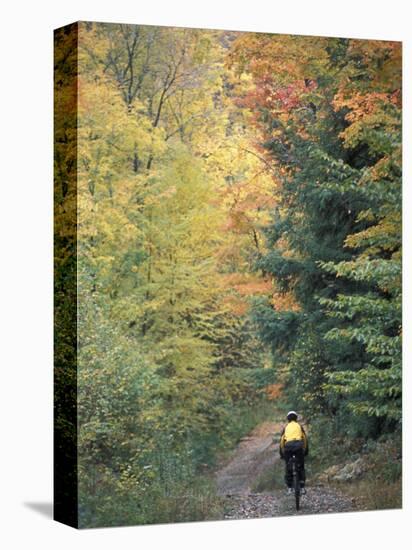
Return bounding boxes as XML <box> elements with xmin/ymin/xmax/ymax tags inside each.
<box><xmin>306</xmin><ymin>415</ymin><xmax>402</xmax><ymax>512</ymax></box>
<box><xmin>79</xmin><ymin>395</ymin><xmax>277</xmax><ymax>528</ymax></box>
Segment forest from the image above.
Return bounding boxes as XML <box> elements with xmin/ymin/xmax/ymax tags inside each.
<box><xmin>54</xmin><ymin>23</ymin><xmax>402</xmax><ymax>527</ymax></box>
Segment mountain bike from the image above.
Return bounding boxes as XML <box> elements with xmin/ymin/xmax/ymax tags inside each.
<box><xmin>288</xmin><ymin>453</ymin><xmax>302</xmax><ymax>511</ymax></box>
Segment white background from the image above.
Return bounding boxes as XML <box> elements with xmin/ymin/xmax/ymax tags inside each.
<box><xmin>1</xmin><ymin>0</ymin><xmax>410</xmax><ymax>548</ymax></box>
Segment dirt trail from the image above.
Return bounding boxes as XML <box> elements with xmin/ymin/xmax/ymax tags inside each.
<box><xmin>216</xmin><ymin>421</ymin><xmax>281</xmax><ymax>496</ymax></box>
<box><xmin>215</xmin><ymin>420</ymin><xmax>354</xmax><ymax>519</ymax></box>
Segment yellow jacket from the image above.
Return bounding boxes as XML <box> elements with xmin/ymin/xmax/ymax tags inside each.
<box><xmin>279</xmin><ymin>421</ymin><xmax>308</xmax><ymax>456</ymax></box>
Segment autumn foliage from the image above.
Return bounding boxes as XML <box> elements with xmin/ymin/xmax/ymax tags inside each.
<box><xmin>55</xmin><ymin>23</ymin><xmax>401</xmax><ymax>527</ymax></box>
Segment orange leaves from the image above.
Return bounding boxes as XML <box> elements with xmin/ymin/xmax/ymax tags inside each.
<box><xmin>333</xmin><ymin>90</ymin><xmax>399</xmax><ymax>123</ymax></box>
<box><xmin>331</xmin><ymin>40</ymin><xmax>401</xmax><ymax>150</ymax></box>
<box><xmin>221</xmin><ymin>295</ymin><xmax>249</xmax><ymax>316</ymax></box>
<box><xmin>221</xmin><ymin>273</ymin><xmax>272</xmax><ymax>296</ymax></box>
<box><xmin>333</xmin><ymin>89</ymin><xmax>401</xmax><ymax>150</ymax></box>
<box><xmin>264</xmin><ymin>383</ymin><xmax>283</xmax><ymax>400</ymax></box>
<box><xmin>218</xmin><ymin>273</ymin><xmax>273</xmax><ymax>317</ymax></box>
<box><xmin>272</xmin><ymin>291</ymin><xmax>300</xmax><ymax>313</ymax></box>
<box><xmin>237</xmin><ymin>279</ymin><xmax>273</xmax><ymax>296</ymax></box>
<box><xmin>218</xmin><ymin>172</ymin><xmax>277</xmax><ymax>241</ymax></box>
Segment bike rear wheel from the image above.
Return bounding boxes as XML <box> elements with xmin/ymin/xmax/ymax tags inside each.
<box><xmin>292</xmin><ymin>460</ymin><xmax>300</xmax><ymax>511</ymax></box>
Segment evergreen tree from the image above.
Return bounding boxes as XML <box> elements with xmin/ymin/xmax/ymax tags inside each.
<box><xmin>230</xmin><ymin>35</ymin><xmax>401</xmax><ymax>436</ymax></box>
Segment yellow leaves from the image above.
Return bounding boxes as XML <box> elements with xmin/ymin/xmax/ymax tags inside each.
<box><xmin>230</xmin><ymin>33</ymin><xmax>330</xmax><ymax>84</ymax></box>
<box><xmin>142</xmin><ymin>185</ymin><xmax>177</xmax><ymax>206</ymax></box>
<box><xmin>345</xmin><ymin>212</ymin><xmax>401</xmax><ymax>257</ymax></box>
<box><xmin>78</xmin><ymin>75</ymin><xmax>165</xmax><ymax>166</ymax></box>
<box><xmin>76</xmin><ymin>22</ymin><xmax>277</xmax><ymax>358</ymax></box>
<box><xmin>346</xmin><ymin>39</ymin><xmax>402</xmax><ymax>92</ymax></box>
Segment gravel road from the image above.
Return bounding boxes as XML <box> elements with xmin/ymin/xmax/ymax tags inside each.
<box><xmin>215</xmin><ymin>421</ymin><xmax>354</xmax><ymax>519</ymax></box>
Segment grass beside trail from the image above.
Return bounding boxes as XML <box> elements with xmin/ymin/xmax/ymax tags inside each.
<box><xmin>171</xmin><ymin>397</ymin><xmax>284</xmax><ymax>523</ymax></box>
<box><xmin>164</xmin><ymin>397</ymin><xmax>283</xmax><ymax>523</ymax></box>
<box><xmin>305</xmin><ymin>421</ymin><xmax>402</xmax><ymax>512</ymax></box>
<box><xmin>252</xmin><ymin>464</ymin><xmax>284</xmax><ymax>493</ymax></box>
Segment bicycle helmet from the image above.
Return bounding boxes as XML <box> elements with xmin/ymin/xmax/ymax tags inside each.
<box><xmin>286</xmin><ymin>410</ymin><xmax>298</xmax><ymax>421</ymax></box>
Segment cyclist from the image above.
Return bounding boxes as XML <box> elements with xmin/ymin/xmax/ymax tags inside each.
<box><xmin>279</xmin><ymin>411</ymin><xmax>309</xmax><ymax>494</ymax></box>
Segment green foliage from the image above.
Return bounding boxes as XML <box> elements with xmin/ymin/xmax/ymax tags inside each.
<box><xmin>231</xmin><ymin>35</ymin><xmax>402</xmax><ymax>437</ymax></box>
<box><xmin>63</xmin><ymin>25</ymin><xmax>401</xmax><ymax>527</ymax></box>
<box><xmin>74</xmin><ymin>22</ymin><xmax>277</xmax><ymax>527</ymax></box>
<box><xmin>306</xmin><ymin>415</ymin><xmax>401</xmax><ymax>511</ymax></box>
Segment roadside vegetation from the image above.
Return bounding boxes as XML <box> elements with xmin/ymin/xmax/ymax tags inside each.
<box><xmin>55</xmin><ymin>24</ymin><xmax>401</xmax><ymax>527</ymax></box>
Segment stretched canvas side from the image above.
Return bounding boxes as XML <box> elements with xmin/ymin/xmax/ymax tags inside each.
<box><xmin>54</xmin><ymin>22</ymin><xmax>79</xmax><ymax>529</ymax></box>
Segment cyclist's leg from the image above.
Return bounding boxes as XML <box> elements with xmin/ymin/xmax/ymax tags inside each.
<box><xmin>284</xmin><ymin>450</ymin><xmax>293</xmax><ymax>488</ymax></box>
<box><xmin>296</xmin><ymin>448</ymin><xmax>305</xmax><ymax>487</ymax></box>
